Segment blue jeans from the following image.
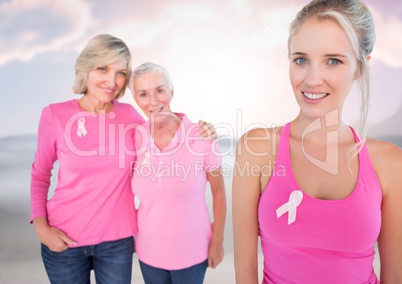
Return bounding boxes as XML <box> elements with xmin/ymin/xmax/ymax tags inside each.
<box><xmin>41</xmin><ymin>236</ymin><xmax>134</xmax><ymax>284</ymax></box>
<box><xmin>139</xmin><ymin>259</ymin><xmax>208</xmax><ymax>284</ymax></box>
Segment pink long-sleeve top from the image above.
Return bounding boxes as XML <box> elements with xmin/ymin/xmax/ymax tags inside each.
<box><xmin>30</xmin><ymin>99</ymin><xmax>144</xmax><ymax>246</ymax></box>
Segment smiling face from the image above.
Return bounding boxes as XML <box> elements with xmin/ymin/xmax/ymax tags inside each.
<box><xmin>133</xmin><ymin>70</ymin><xmax>174</xmax><ymax>121</ymax></box>
<box><xmin>289</xmin><ymin>17</ymin><xmax>359</xmax><ymax>120</ymax></box>
<box><xmin>86</xmin><ymin>58</ymin><xmax>128</xmax><ymax>104</ymax></box>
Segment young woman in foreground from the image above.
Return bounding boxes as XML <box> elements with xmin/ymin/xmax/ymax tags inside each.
<box><xmin>232</xmin><ymin>0</ymin><xmax>402</xmax><ymax>283</ymax></box>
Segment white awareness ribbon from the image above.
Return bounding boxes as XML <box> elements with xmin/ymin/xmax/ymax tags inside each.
<box><xmin>142</xmin><ymin>151</ymin><xmax>151</xmax><ymax>165</ymax></box>
<box><xmin>276</xmin><ymin>190</ymin><xmax>303</xmax><ymax>225</ymax></box>
<box><xmin>77</xmin><ymin>117</ymin><xmax>88</xmax><ymax>138</ymax></box>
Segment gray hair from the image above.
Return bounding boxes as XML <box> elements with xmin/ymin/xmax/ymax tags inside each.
<box><xmin>72</xmin><ymin>34</ymin><xmax>132</xmax><ymax>100</ymax></box>
<box><xmin>288</xmin><ymin>0</ymin><xmax>375</xmax><ymax>139</ymax></box>
<box><xmin>131</xmin><ymin>62</ymin><xmax>174</xmax><ymax>91</ymax></box>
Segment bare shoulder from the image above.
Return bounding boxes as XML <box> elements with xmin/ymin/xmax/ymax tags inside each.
<box><xmin>233</xmin><ymin>127</ymin><xmax>282</xmax><ymax>196</ymax></box>
<box><xmin>366</xmin><ymin>137</ymin><xmax>402</xmax><ymax>164</ymax></box>
<box><xmin>239</xmin><ymin>127</ymin><xmax>275</xmax><ymax>140</ymax></box>
<box><xmin>366</xmin><ymin>137</ymin><xmax>402</xmax><ymax>195</ymax></box>
<box><xmin>236</xmin><ymin>127</ymin><xmax>281</xmax><ymax>162</ymax></box>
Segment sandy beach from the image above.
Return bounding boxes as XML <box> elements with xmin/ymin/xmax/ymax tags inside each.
<box><xmin>0</xmin><ymin>208</ymin><xmax>240</xmax><ymax>284</ymax></box>
<box><xmin>0</xmin><ymin>135</ymin><xmax>240</xmax><ymax>283</ymax></box>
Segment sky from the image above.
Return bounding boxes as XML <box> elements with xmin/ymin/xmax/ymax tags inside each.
<box><xmin>0</xmin><ymin>0</ymin><xmax>401</xmax><ymax>140</ymax></box>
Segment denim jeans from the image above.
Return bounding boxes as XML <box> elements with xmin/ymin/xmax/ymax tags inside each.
<box><xmin>139</xmin><ymin>259</ymin><xmax>208</xmax><ymax>284</ymax></box>
<box><xmin>41</xmin><ymin>236</ymin><xmax>134</xmax><ymax>284</ymax></box>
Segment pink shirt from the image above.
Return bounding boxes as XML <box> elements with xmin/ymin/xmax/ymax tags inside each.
<box><xmin>30</xmin><ymin>100</ymin><xmax>144</xmax><ymax>246</ymax></box>
<box><xmin>258</xmin><ymin>123</ymin><xmax>381</xmax><ymax>284</ymax></box>
<box><xmin>131</xmin><ymin>113</ymin><xmax>222</xmax><ymax>270</ymax></box>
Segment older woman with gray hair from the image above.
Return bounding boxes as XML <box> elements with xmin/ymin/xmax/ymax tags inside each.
<box><xmin>131</xmin><ymin>62</ymin><xmax>227</xmax><ymax>284</ymax></box>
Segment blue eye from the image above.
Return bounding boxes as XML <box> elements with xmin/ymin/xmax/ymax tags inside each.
<box><xmin>295</xmin><ymin>58</ymin><xmax>308</xmax><ymax>65</ymax></box>
<box><xmin>328</xmin><ymin>59</ymin><xmax>341</xmax><ymax>65</ymax></box>
<box><xmin>97</xmin><ymin>67</ymin><xmax>107</xmax><ymax>72</ymax></box>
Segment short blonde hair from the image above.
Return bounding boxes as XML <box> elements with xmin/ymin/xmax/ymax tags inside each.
<box><xmin>72</xmin><ymin>34</ymin><xmax>132</xmax><ymax>100</ymax></box>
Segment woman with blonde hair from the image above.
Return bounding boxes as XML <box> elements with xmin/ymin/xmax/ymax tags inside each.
<box><xmin>233</xmin><ymin>0</ymin><xmax>402</xmax><ymax>283</ymax></box>
<box><xmin>30</xmin><ymin>34</ymin><xmax>144</xmax><ymax>283</ymax></box>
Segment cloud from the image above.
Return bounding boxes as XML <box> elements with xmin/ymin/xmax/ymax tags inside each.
<box><xmin>370</xmin><ymin>6</ymin><xmax>402</xmax><ymax>68</ymax></box>
<box><xmin>101</xmin><ymin>2</ymin><xmax>216</xmax><ymax>49</ymax></box>
<box><xmin>0</xmin><ymin>0</ymin><xmax>94</xmax><ymax>65</ymax></box>
<box><xmin>106</xmin><ymin>18</ymin><xmax>175</xmax><ymax>50</ymax></box>
<box><xmin>247</xmin><ymin>6</ymin><xmax>299</xmax><ymax>50</ymax></box>
<box><xmin>228</xmin><ymin>0</ymin><xmax>253</xmax><ymax>15</ymax></box>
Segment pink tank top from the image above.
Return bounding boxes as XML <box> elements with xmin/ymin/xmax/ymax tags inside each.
<box><xmin>258</xmin><ymin>123</ymin><xmax>382</xmax><ymax>284</ymax></box>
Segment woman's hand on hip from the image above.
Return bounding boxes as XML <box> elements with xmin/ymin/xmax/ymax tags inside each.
<box><xmin>33</xmin><ymin>216</ymin><xmax>77</xmax><ymax>252</ymax></box>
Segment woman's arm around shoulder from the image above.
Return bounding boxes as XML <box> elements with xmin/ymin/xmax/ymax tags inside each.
<box><xmin>367</xmin><ymin>138</ymin><xmax>402</xmax><ymax>284</ymax></box>
<box><xmin>232</xmin><ymin>127</ymin><xmax>278</xmax><ymax>284</ymax></box>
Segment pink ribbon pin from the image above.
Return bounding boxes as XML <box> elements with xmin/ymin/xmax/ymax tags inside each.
<box><xmin>276</xmin><ymin>190</ymin><xmax>303</xmax><ymax>225</ymax></box>
<box><xmin>77</xmin><ymin>118</ymin><xmax>88</xmax><ymax>138</ymax></box>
